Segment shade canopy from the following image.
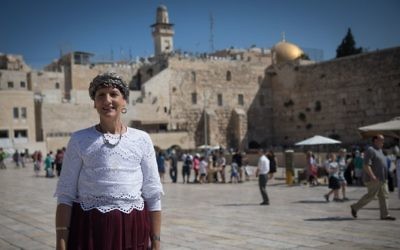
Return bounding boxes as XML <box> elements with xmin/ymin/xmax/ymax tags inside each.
<box><xmin>358</xmin><ymin>117</ymin><xmax>400</xmax><ymax>139</ymax></box>
<box><xmin>295</xmin><ymin>135</ymin><xmax>341</xmax><ymax>146</ymax></box>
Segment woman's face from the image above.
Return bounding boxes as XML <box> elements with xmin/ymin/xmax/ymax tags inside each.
<box><xmin>94</xmin><ymin>87</ymin><xmax>126</xmax><ymax>119</ymax></box>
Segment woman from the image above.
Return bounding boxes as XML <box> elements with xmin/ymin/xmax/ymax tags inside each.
<box><xmin>306</xmin><ymin>151</ymin><xmax>319</xmax><ymax>186</ymax></box>
<box><xmin>337</xmin><ymin>148</ymin><xmax>349</xmax><ymax>201</ymax></box>
<box><xmin>55</xmin><ymin>73</ymin><xmax>163</xmax><ymax>250</ymax></box>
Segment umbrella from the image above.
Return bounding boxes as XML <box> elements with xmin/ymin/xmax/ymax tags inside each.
<box><xmin>358</xmin><ymin>117</ymin><xmax>400</xmax><ymax>139</ymax></box>
<box><xmin>211</xmin><ymin>145</ymin><xmax>222</xmax><ymax>150</ymax></box>
<box><xmin>295</xmin><ymin>135</ymin><xmax>341</xmax><ymax>146</ymax></box>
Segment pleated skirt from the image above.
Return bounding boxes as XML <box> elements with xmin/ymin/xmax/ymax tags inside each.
<box><xmin>68</xmin><ymin>202</ymin><xmax>150</xmax><ymax>250</ymax></box>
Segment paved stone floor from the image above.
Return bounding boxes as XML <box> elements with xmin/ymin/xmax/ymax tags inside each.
<box><xmin>0</xmin><ymin>162</ymin><xmax>399</xmax><ymax>249</ymax></box>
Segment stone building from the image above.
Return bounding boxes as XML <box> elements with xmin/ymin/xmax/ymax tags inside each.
<box><xmin>0</xmin><ymin>54</ymin><xmax>38</xmax><ymax>152</ymax></box>
<box><xmin>0</xmin><ymin>5</ymin><xmax>399</xmax><ymax>154</ymax></box>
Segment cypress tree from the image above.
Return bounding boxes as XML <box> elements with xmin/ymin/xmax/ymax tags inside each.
<box><xmin>336</xmin><ymin>28</ymin><xmax>363</xmax><ymax>58</ymax></box>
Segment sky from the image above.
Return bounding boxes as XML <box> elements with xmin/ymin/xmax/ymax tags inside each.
<box><xmin>1</xmin><ymin>0</ymin><xmax>400</xmax><ymax>69</ymax></box>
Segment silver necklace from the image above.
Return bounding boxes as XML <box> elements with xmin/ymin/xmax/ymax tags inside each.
<box><xmin>98</xmin><ymin>123</ymin><xmax>123</xmax><ymax>147</ymax></box>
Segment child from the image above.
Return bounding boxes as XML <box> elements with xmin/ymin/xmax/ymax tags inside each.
<box><xmin>324</xmin><ymin>153</ymin><xmax>341</xmax><ymax>202</ymax></box>
<box><xmin>230</xmin><ymin>162</ymin><xmax>239</xmax><ymax>183</ymax></box>
<box><xmin>44</xmin><ymin>153</ymin><xmax>54</xmax><ymax>177</ymax></box>
<box><xmin>199</xmin><ymin>156</ymin><xmax>208</xmax><ymax>184</ymax></box>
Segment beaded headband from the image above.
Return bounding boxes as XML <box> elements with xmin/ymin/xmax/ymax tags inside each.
<box><xmin>89</xmin><ymin>72</ymin><xmax>129</xmax><ymax>100</ymax></box>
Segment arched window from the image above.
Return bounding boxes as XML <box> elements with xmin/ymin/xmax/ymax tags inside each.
<box><xmin>226</xmin><ymin>71</ymin><xmax>231</xmax><ymax>81</ymax></box>
<box><xmin>55</xmin><ymin>82</ymin><xmax>60</xmax><ymax>89</ymax></box>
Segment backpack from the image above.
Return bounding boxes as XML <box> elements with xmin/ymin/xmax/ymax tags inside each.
<box><xmin>184</xmin><ymin>156</ymin><xmax>192</xmax><ymax>166</ymax></box>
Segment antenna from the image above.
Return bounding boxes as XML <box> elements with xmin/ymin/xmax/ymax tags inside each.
<box><xmin>209</xmin><ymin>12</ymin><xmax>215</xmax><ymax>53</ymax></box>
<box><xmin>110</xmin><ymin>47</ymin><xmax>114</xmax><ymax>62</ymax></box>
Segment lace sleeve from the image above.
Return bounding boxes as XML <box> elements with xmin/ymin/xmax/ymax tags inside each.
<box><xmin>141</xmin><ymin>133</ymin><xmax>164</xmax><ymax>211</ymax></box>
<box><xmin>54</xmin><ymin>135</ymin><xmax>83</xmax><ymax>206</ymax></box>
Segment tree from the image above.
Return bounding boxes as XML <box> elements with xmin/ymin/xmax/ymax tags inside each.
<box><xmin>299</xmin><ymin>53</ymin><xmax>310</xmax><ymax>60</ymax></box>
<box><xmin>336</xmin><ymin>28</ymin><xmax>363</xmax><ymax>58</ymax></box>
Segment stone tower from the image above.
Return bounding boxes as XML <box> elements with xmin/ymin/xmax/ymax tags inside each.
<box><xmin>151</xmin><ymin>5</ymin><xmax>174</xmax><ymax>57</ymax></box>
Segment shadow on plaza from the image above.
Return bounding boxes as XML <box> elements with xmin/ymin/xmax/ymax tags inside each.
<box><xmin>217</xmin><ymin>203</ymin><xmax>260</xmax><ymax>207</ymax></box>
<box><xmin>363</xmin><ymin>207</ymin><xmax>400</xmax><ymax>211</ymax></box>
<box><xmin>304</xmin><ymin>217</ymin><xmax>376</xmax><ymax>221</ymax></box>
<box><xmin>293</xmin><ymin>200</ymin><xmax>331</xmax><ymax>204</ymax></box>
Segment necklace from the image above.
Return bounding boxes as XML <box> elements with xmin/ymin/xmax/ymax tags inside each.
<box><xmin>98</xmin><ymin>123</ymin><xmax>124</xmax><ymax>147</ymax></box>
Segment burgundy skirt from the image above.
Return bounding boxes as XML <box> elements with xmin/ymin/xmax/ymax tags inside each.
<box><xmin>68</xmin><ymin>202</ymin><xmax>150</xmax><ymax>250</ymax></box>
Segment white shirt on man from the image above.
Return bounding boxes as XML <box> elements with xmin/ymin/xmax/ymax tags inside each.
<box><xmin>258</xmin><ymin>154</ymin><xmax>270</xmax><ymax>175</ymax></box>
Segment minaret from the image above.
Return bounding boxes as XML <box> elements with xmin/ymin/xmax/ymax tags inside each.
<box><xmin>151</xmin><ymin>5</ymin><xmax>174</xmax><ymax>57</ymax></box>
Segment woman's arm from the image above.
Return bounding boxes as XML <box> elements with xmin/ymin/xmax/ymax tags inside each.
<box><xmin>55</xmin><ymin>203</ymin><xmax>72</xmax><ymax>250</ymax></box>
<box><xmin>150</xmin><ymin>211</ymin><xmax>161</xmax><ymax>250</ymax></box>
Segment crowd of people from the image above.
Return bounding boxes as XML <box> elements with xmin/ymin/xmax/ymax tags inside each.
<box><xmin>0</xmin><ymin>147</ymin><xmax>65</xmax><ymax>178</ymax></box>
<box><xmin>155</xmin><ymin>148</ymin><xmax>279</xmax><ymax>185</ymax></box>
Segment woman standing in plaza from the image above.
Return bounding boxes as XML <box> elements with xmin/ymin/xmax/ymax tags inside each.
<box><xmin>54</xmin><ymin>73</ymin><xmax>163</xmax><ymax>250</ymax></box>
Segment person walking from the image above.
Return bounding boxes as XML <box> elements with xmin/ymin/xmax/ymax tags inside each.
<box><xmin>55</xmin><ymin>149</ymin><xmax>64</xmax><ymax>177</ymax></box>
<box><xmin>324</xmin><ymin>153</ymin><xmax>341</xmax><ymax>202</ymax></box>
<box><xmin>337</xmin><ymin>149</ymin><xmax>349</xmax><ymax>201</ymax></box>
<box><xmin>267</xmin><ymin>150</ymin><xmax>277</xmax><ymax>182</ymax></box>
<box><xmin>54</xmin><ymin>73</ymin><xmax>163</xmax><ymax>250</ymax></box>
<box><xmin>169</xmin><ymin>150</ymin><xmax>178</xmax><ymax>183</ymax></box>
<box><xmin>353</xmin><ymin>150</ymin><xmax>364</xmax><ymax>186</ymax></box>
<box><xmin>217</xmin><ymin>151</ymin><xmax>226</xmax><ymax>183</ymax></box>
<box><xmin>182</xmin><ymin>153</ymin><xmax>192</xmax><ymax>183</ymax></box>
<box><xmin>0</xmin><ymin>148</ymin><xmax>7</xmax><ymax>169</ymax></box>
<box><xmin>232</xmin><ymin>149</ymin><xmax>243</xmax><ymax>182</ymax></box>
<box><xmin>256</xmin><ymin>149</ymin><xmax>270</xmax><ymax>205</ymax></box>
<box><xmin>350</xmin><ymin>134</ymin><xmax>396</xmax><ymax>220</ymax></box>
<box><xmin>156</xmin><ymin>149</ymin><xmax>166</xmax><ymax>183</ymax></box>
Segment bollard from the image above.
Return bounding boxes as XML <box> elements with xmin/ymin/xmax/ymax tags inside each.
<box><xmin>284</xmin><ymin>149</ymin><xmax>295</xmax><ymax>185</ymax></box>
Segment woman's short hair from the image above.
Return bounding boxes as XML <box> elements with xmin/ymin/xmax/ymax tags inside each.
<box><xmin>89</xmin><ymin>72</ymin><xmax>129</xmax><ymax>101</ymax></box>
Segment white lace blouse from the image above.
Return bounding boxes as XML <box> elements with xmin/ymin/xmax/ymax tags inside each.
<box><xmin>54</xmin><ymin>126</ymin><xmax>164</xmax><ymax>213</ymax></box>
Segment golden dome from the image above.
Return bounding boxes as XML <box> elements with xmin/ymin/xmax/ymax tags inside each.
<box><xmin>273</xmin><ymin>41</ymin><xmax>304</xmax><ymax>64</ymax></box>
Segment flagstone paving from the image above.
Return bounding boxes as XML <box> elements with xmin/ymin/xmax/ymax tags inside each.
<box><xmin>0</xmin><ymin>162</ymin><xmax>399</xmax><ymax>249</ymax></box>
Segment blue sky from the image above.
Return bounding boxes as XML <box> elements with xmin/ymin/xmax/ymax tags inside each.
<box><xmin>1</xmin><ymin>0</ymin><xmax>400</xmax><ymax>69</ymax></box>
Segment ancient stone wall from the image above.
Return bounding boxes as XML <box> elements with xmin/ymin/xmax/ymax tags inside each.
<box><xmin>268</xmin><ymin>47</ymin><xmax>400</xmax><ymax>146</ymax></box>
<box><xmin>166</xmin><ymin>57</ymin><xmax>267</xmax><ymax>149</ymax></box>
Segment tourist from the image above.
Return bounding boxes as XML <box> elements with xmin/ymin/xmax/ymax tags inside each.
<box><xmin>267</xmin><ymin>150</ymin><xmax>277</xmax><ymax>182</ymax></box>
<box><xmin>44</xmin><ymin>153</ymin><xmax>54</xmax><ymax>178</ymax></box>
<box><xmin>55</xmin><ymin>149</ymin><xmax>64</xmax><ymax>177</ymax></box>
<box><xmin>182</xmin><ymin>153</ymin><xmax>192</xmax><ymax>183</ymax></box>
<box><xmin>156</xmin><ymin>149</ymin><xmax>166</xmax><ymax>183</ymax></box>
<box><xmin>353</xmin><ymin>150</ymin><xmax>364</xmax><ymax>186</ymax></box>
<box><xmin>169</xmin><ymin>149</ymin><xmax>178</xmax><ymax>183</ymax></box>
<box><xmin>0</xmin><ymin>147</ymin><xmax>7</xmax><ymax>169</ymax></box>
<box><xmin>350</xmin><ymin>134</ymin><xmax>395</xmax><ymax>220</ymax></box>
<box><xmin>337</xmin><ymin>149</ymin><xmax>349</xmax><ymax>201</ymax></box>
<box><xmin>199</xmin><ymin>156</ymin><xmax>208</xmax><ymax>184</ymax></box>
<box><xmin>306</xmin><ymin>151</ymin><xmax>319</xmax><ymax>186</ymax></box>
<box><xmin>192</xmin><ymin>153</ymin><xmax>200</xmax><ymax>183</ymax></box>
<box><xmin>232</xmin><ymin>149</ymin><xmax>243</xmax><ymax>182</ymax></box>
<box><xmin>13</xmin><ymin>150</ymin><xmax>20</xmax><ymax>167</ymax></box>
<box><xmin>256</xmin><ymin>149</ymin><xmax>270</xmax><ymax>205</ymax></box>
<box><xmin>324</xmin><ymin>153</ymin><xmax>341</xmax><ymax>202</ymax></box>
<box><xmin>217</xmin><ymin>150</ymin><xmax>226</xmax><ymax>183</ymax></box>
<box><xmin>55</xmin><ymin>73</ymin><xmax>163</xmax><ymax>250</ymax></box>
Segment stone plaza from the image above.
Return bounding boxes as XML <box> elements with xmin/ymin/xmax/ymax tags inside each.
<box><xmin>0</xmin><ymin>161</ymin><xmax>399</xmax><ymax>250</ymax></box>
